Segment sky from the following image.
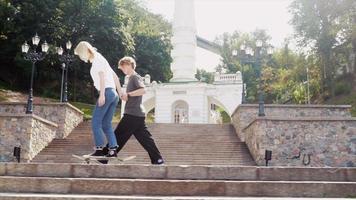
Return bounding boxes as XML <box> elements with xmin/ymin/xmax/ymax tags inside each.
<box><xmin>141</xmin><ymin>0</ymin><xmax>294</xmax><ymax>72</ymax></box>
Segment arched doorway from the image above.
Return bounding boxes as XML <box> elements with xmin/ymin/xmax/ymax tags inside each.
<box><xmin>208</xmin><ymin>97</ymin><xmax>232</xmax><ymax>124</ymax></box>
<box><xmin>172</xmin><ymin>100</ymin><xmax>189</xmax><ymax>124</ymax></box>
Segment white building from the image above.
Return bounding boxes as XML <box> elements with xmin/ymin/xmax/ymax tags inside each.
<box><xmin>121</xmin><ymin>0</ymin><xmax>243</xmax><ymax>124</ymax></box>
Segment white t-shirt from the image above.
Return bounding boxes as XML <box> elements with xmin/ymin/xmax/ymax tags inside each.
<box><xmin>90</xmin><ymin>52</ymin><xmax>116</xmax><ymax>91</ymax></box>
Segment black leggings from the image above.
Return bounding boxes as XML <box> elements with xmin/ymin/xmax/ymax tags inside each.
<box><xmin>114</xmin><ymin>114</ymin><xmax>163</xmax><ymax>164</ymax></box>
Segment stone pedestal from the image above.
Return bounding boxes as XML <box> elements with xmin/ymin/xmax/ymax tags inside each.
<box><xmin>0</xmin><ymin>102</ymin><xmax>83</xmax><ymax>138</ymax></box>
<box><xmin>0</xmin><ymin>114</ymin><xmax>57</xmax><ymax>162</ymax></box>
<box><xmin>232</xmin><ymin>104</ymin><xmax>352</xmax><ymax>141</ymax></box>
<box><xmin>243</xmin><ymin>117</ymin><xmax>356</xmax><ymax>167</ymax></box>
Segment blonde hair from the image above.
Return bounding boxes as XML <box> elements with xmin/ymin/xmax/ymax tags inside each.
<box><xmin>74</xmin><ymin>41</ymin><xmax>97</xmax><ymax>62</ymax></box>
<box><xmin>119</xmin><ymin>56</ymin><xmax>136</xmax><ymax>69</ymax></box>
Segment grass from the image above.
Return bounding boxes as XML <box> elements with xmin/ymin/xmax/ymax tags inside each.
<box><xmin>0</xmin><ymin>94</ymin><xmax>7</xmax><ymax>102</ymax></box>
<box><xmin>0</xmin><ymin>89</ymin><xmax>8</xmax><ymax>102</ymax></box>
<box><xmin>70</xmin><ymin>101</ymin><xmax>155</xmax><ymax>123</ymax></box>
<box><xmin>70</xmin><ymin>102</ymin><xmax>96</xmax><ymax>120</ymax></box>
<box><xmin>70</xmin><ymin>101</ymin><xmax>122</xmax><ymax>122</ymax></box>
<box><xmin>0</xmin><ymin>80</ymin><xmax>12</xmax><ymax>90</ymax></box>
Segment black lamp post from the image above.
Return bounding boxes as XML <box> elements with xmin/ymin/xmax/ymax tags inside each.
<box><xmin>21</xmin><ymin>34</ymin><xmax>49</xmax><ymax>114</ymax></box>
<box><xmin>57</xmin><ymin>41</ymin><xmax>74</xmax><ymax>103</ymax></box>
<box><xmin>237</xmin><ymin>40</ymin><xmax>273</xmax><ymax>117</ymax></box>
<box><xmin>232</xmin><ymin>49</ymin><xmax>246</xmax><ymax>104</ymax></box>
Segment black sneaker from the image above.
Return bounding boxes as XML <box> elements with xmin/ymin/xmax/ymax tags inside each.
<box><xmin>102</xmin><ymin>146</ymin><xmax>109</xmax><ymax>156</ymax></box>
<box><xmin>152</xmin><ymin>158</ymin><xmax>165</xmax><ymax>165</ymax></box>
<box><xmin>106</xmin><ymin>147</ymin><xmax>118</xmax><ymax>157</ymax></box>
<box><xmin>89</xmin><ymin>147</ymin><xmax>108</xmax><ymax>164</ymax></box>
<box><xmin>89</xmin><ymin>147</ymin><xmax>105</xmax><ymax>157</ymax></box>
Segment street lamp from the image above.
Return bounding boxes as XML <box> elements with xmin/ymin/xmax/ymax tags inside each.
<box><xmin>232</xmin><ymin>49</ymin><xmax>246</xmax><ymax>104</ymax></box>
<box><xmin>306</xmin><ymin>66</ymin><xmax>310</xmax><ymax>104</ymax></box>
<box><xmin>255</xmin><ymin>39</ymin><xmax>265</xmax><ymax>117</ymax></box>
<box><xmin>57</xmin><ymin>41</ymin><xmax>74</xmax><ymax>102</ymax></box>
<box><xmin>237</xmin><ymin>40</ymin><xmax>273</xmax><ymax>116</ymax></box>
<box><xmin>21</xmin><ymin>33</ymin><xmax>49</xmax><ymax>114</ymax></box>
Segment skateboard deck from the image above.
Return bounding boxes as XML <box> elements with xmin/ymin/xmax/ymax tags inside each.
<box><xmin>72</xmin><ymin>154</ymin><xmax>136</xmax><ymax>164</ymax></box>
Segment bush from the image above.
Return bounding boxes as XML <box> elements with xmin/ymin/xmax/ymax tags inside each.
<box><xmin>335</xmin><ymin>82</ymin><xmax>352</xmax><ymax>96</ymax></box>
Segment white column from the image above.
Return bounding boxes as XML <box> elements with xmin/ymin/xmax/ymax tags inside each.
<box><xmin>170</xmin><ymin>0</ymin><xmax>197</xmax><ymax>82</ymax></box>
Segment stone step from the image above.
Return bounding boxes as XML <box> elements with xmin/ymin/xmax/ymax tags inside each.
<box><xmin>0</xmin><ymin>176</ymin><xmax>354</xmax><ymax>197</ymax></box>
<box><xmin>31</xmin><ymin>159</ymin><xmax>255</xmax><ymax>165</ymax></box>
<box><xmin>33</xmin><ymin>122</ymin><xmax>255</xmax><ymax>165</ymax></box>
<box><xmin>77</xmin><ymin>123</ymin><xmax>234</xmax><ymax>127</ymax></box>
<box><xmin>2</xmin><ymin>163</ymin><xmax>355</xmax><ymax>182</ymax></box>
<box><xmin>2</xmin><ymin>193</ymin><xmax>351</xmax><ymax>200</ymax></box>
<box><xmin>67</xmin><ymin>135</ymin><xmax>239</xmax><ymax>140</ymax></box>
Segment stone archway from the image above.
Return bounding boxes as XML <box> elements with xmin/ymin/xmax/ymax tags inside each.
<box><xmin>143</xmin><ymin>97</ymin><xmax>155</xmax><ymax>115</ymax></box>
<box><xmin>172</xmin><ymin>100</ymin><xmax>189</xmax><ymax>124</ymax></box>
<box><xmin>208</xmin><ymin>97</ymin><xmax>232</xmax><ymax>124</ymax></box>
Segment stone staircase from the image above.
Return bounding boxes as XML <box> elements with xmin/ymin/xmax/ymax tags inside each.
<box><xmin>2</xmin><ymin>121</ymin><xmax>355</xmax><ymax>198</ymax></box>
<box><xmin>32</xmin><ymin>122</ymin><xmax>256</xmax><ymax>166</ymax></box>
<box><xmin>0</xmin><ymin>163</ymin><xmax>355</xmax><ymax>199</ymax></box>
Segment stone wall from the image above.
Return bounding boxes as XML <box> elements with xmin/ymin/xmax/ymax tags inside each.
<box><xmin>231</xmin><ymin>104</ymin><xmax>351</xmax><ymax>141</ymax></box>
<box><xmin>244</xmin><ymin>117</ymin><xmax>356</xmax><ymax>167</ymax></box>
<box><xmin>0</xmin><ymin>102</ymin><xmax>83</xmax><ymax>138</ymax></box>
<box><xmin>0</xmin><ymin>114</ymin><xmax>57</xmax><ymax>162</ymax></box>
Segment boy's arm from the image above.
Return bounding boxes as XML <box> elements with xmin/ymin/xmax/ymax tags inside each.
<box><xmin>127</xmin><ymin>75</ymin><xmax>146</xmax><ymax>97</ymax></box>
<box><xmin>127</xmin><ymin>88</ymin><xmax>146</xmax><ymax>97</ymax></box>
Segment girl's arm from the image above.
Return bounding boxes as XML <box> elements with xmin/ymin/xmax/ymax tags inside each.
<box><xmin>98</xmin><ymin>71</ymin><xmax>106</xmax><ymax>106</ymax></box>
<box><xmin>112</xmin><ymin>71</ymin><xmax>123</xmax><ymax>97</ymax></box>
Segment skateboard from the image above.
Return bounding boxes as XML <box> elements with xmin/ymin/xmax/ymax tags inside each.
<box><xmin>72</xmin><ymin>154</ymin><xmax>136</xmax><ymax>164</ymax></box>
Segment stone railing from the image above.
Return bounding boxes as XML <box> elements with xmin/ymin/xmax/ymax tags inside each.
<box><xmin>0</xmin><ymin>102</ymin><xmax>83</xmax><ymax>138</ymax></box>
<box><xmin>213</xmin><ymin>72</ymin><xmax>242</xmax><ymax>84</ymax></box>
<box><xmin>231</xmin><ymin>104</ymin><xmax>352</xmax><ymax>141</ymax></box>
<box><xmin>243</xmin><ymin>117</ymin><xmax>356</xmax><ymax>167</ymax></box>
<box><xmin>0</xmin><ymin>114</ymin><xmax>57</xmax><ymax>162</ymax></box>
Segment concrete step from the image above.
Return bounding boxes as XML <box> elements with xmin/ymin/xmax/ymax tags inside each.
<box><xmin>2</xmin><ymin>193</ymin><xmax>351</xmax><ymax>200</ymax></box>
<box><xmin>0</xmin><ymin>176</ymin><xmax>354</xmax><ymax>197</ymax></box>
<box><xmin>2</xmin><ymin>163</ymin><xmax>355</xmax><ymax>182</ymax></box>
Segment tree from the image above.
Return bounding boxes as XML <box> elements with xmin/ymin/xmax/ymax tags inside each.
<box><xmin>121</xmin><ymin>0</ymin><xmax>172</xmax><ymax>82</ymax></box>
<box><xmin>195</xmin><ymin>69</ymin><xmax>214</xmax><ymax>84</ymax></box>
<box><xmin>214</xmin><ymin>29</ymin><xmax>274</xmax><ymax>102</ymax></box>
<box><xmin>0</xmin><ymin>0</ymin><xmax>173</xmax><ymax>104</ymax></box>
<box><xmin>290</xmin><ymin>0</ymin><xmax>356</xmax><ymax>98</ymax></box>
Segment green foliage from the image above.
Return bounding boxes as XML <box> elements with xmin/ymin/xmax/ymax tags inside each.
<box><xmin>217</xmin><ymin>107</ymin><xmax>231</xmax><ymax>123</ymax></box>
<box><xmin>214</xmin><ymin>29</ymin><xmax>274</xmax><ymax>102</ymax></box>
<box><xmin>146</xmin><ymin>108</ymin><xmax>155</xmax><ymax>124</ymax></box>
<box><xmin>71</xmin><ymin>101</ymin><xmax>122</xmax><ymax>121</ymax></box>
<box><xmin>196</xmin><ymin>69</ymin><xmax>214</xmax><ymax>84</ymax></box>
<box><xmin>70</xmin><ymin>102</ymin><xmax>95</xmax><ymax>120</ymax></box>
<box><xmin>335</xmin><ymin>82</ymin><xmax>352</xmax><ymax>96</ymax></box>
<box><xmin>0</xmin><ymin>0</ymin><xmax>172</xmax><ymax>104</ymax></box>
<box><xmin>216</xmin><ymin>0</ymin><xmax>355</xmax><ymax>106</ymax></box>
<box><xmin>121</xmin><ymin>0</ymin><xmax>172</xmax><ymax>82</ymax></box>
<box><xmin>290</xmin><ymin>0</ymin><xmax>356</xmax><ymax>97</ymax></box>
<box><xmin>327</xmin><ymin>92</ymin><xmax>356</xmax><ymax>117</ymax></box>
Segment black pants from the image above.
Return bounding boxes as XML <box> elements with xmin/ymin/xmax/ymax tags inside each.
<box><xmin>114</xmin><ymin>114</ymin><xmax>163</xmax><ymax>164</ymax></box>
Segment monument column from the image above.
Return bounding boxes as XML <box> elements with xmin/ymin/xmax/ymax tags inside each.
<box><xmin>170</xmin><ymin>0</ymin><xmax>198</xmax><ymax>82</ymax></box>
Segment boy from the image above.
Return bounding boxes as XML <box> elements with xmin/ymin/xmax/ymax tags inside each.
<box><xmin>115</xmin><ymin>56</ymin><xmax>164</xmax><ymax>165</ymax></box>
